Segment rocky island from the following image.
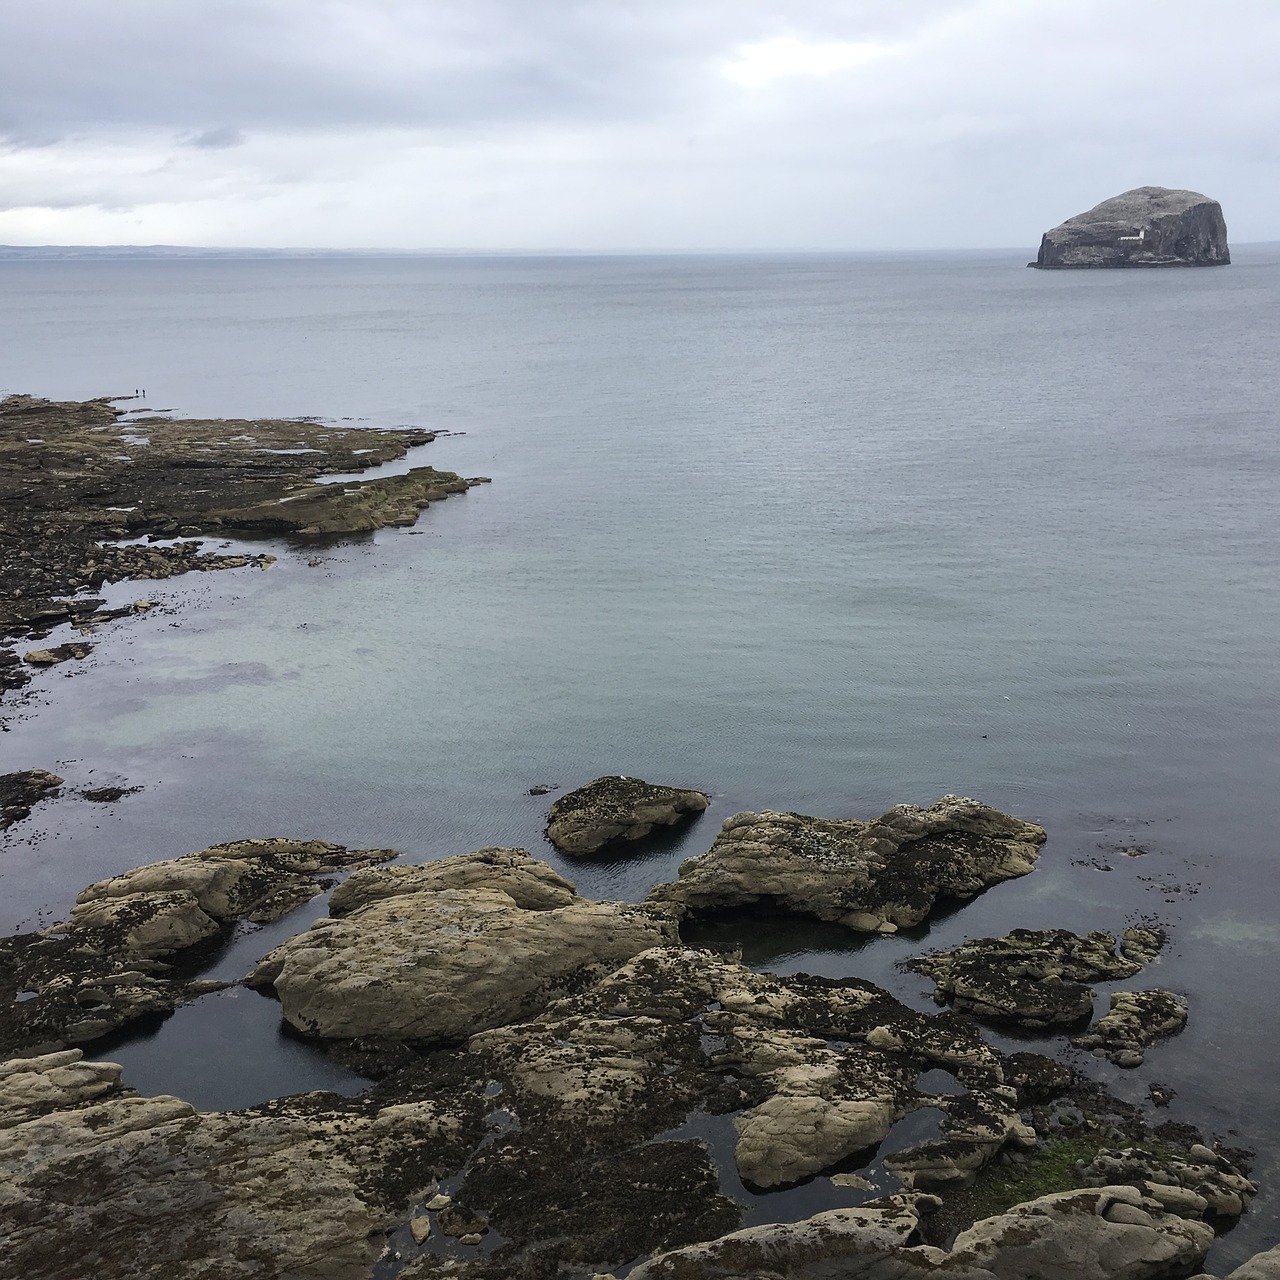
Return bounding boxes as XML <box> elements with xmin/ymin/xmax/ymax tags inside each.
<box><xmin>1029</xmin><ymin>187</ymin><xmax>1230</xmax><ymax>269</ymax></box>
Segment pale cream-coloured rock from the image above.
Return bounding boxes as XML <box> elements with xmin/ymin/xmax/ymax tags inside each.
<box><xmin>624</xmin><ymin>1200</ymin><xmax>952</xmax><ymax>1280</ymax></box>
<box><xmin>545</xmin><ymin>775</ymin><xmax>710</xmax><ymax>856</ymax></box>
<box><xmin>734</xmin><ymin>1094</ymin><xmax>897</xmax><ymax>1187</ymax></box>
<box><xmin>1219</xmin><ymin>1244</ymin><xmax>1280</xmax><ymax>1279</ymax></box>
<box><xmin>650</xmin><ymin>795</ymin><xmax>1045</xmax><ymax>933</ymax></box>
<box><xmin>329</xmin><ymin>846</ymin><xmax>576</xmax><ymax>916</ymax></box>
<box><xmin>3</xmin><ymin>838</ymin><xmax>398</xmax><ymax>1054</ymax></box>
<box><xmin>0</xmin><ymin>1049</ymin><xmax>122</xmax><ymax>1127</ymax></box>
<box><xmin>1082</xmin><ymin>1146</ymin><xmax>1257</xmax><ymax>1219</ymax></box>
<box><xmin>0</xmin><ymin>1051</ymin><xmax>464</xmax><ymax>1280</ymax></box>
<box><xmin>951</xmin><ymin>1185</ymin><xmax>1214</xmax><ymax>1280</ymax></box>
<box><xmin>624</xmin><ymin>1185</ymin><xmax>1215</xmax><ymax>1279</ymax></box>
<box><xmin>250</xmin><ymin>885</ymin><xmax>678</xmax><ymax>1041</ymax></box>
<box><xmin>75</xmin><ymin>836</ymin><xmax>397</xmax><ymax>925</ymax></box>
<box><xmin>470</xmin><ymin>1013</ymin><xmax>672</xmax><ymax>1121</ymax></box>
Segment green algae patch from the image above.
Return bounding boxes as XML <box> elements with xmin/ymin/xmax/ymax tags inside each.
<box><xmin>931</xmin><ymin>1132</ymin><xmax>1111</xmax><ymax>1239</ymax></box>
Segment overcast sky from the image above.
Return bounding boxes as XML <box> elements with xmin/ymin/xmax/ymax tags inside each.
<box><xmin>1</xmin><ymin>0</ymin><xmax>1277</xmax><ymax>250</ymax></box>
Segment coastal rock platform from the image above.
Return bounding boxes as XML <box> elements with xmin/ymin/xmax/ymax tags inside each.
<box><xmin>0</xmin><ymin>818</ymin><xmax>1268</xmax><ymax>1280</ymax></box>
<box><xmin>0</xmin><ymin>394</ymin><xmax>486</xmax><ymax>699</ymax></box>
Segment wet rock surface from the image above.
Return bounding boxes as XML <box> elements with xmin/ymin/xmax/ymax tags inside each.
<box><xmin>545</xmin><ymin>775</ymin><xmax>710</xmax><ymax>855</ymax></box>
<box><xmin>0</xmin><ymin>394</ymin><xmax>483</xmax><ymax>691</ymax></box>
<box><xmin>0</xmin><ymin>838</ymin><xmax>395</xmax><ymax>1055</ymax></box>
<box><xmin>907</xmin><ymin>927</ymin><xmax>1164</xmax><ymax>1028</ymax></box>
<box><xmin>1072</xmin><ymin>989</ymin><xmax>1190</xmax><ymax>1067</ymax></box>
<box><xmin>650</xmin><ymin>795</ymin><xmax>1046</xmax><ymax>934</ymax></box>
<box><xmin>623</xmin><ymin>1185</ymin><xmax>1214</xmax><ymax>1280</ymax></box>
<box><xmin>1030</xmin><ymin>187</ymin><xmax>1230</xmax><ymax>268</ymax></box>
<box><xmin>0</xmin><ymin>768</ymin><xmax>62</xmax><ymax>829</ymax></box>
<box><xmin>0</xmin><ymin>826</ymin><xmax>1268</xmax><ymax>1279</ymax></box>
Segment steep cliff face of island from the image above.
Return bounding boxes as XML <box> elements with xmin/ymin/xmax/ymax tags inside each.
<box><xmin>1030</xmin><ymin>187</ymin><xmax>1230</xmax><ymax>268</ymax></box>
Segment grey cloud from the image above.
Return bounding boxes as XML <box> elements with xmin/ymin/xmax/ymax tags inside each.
<box><xmin>1</xmin><ymin>0</ymin><xmax>1277</xmax><ymax>247</ymax></box>
<box><xmin>185</xmin><ymin>126</ymin><xmax>247</xmax><ymax>150</ymax></box>
<box><xmin>0</xmin><ymin>0</ymin><xmax>959</xmax><ymax>136</ymax></box>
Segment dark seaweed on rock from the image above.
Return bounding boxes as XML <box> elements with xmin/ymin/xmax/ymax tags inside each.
<box><xmin>0</xmin><ymin>394</ymin><xmax>484</xmax><ymax>694</ymax></box>
<box><xmin>0</xmin><ymin>836</ymin><xmax>1268</xmax><ymax>1279</ymax></box>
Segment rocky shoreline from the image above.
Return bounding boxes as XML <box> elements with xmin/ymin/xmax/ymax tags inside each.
<box><xmin>0</xmin><ymin>393</ymin><xmax>487</xmax><ymax>701</ymax></box>
<box><xmin>1</xmin><ymin>785</ymin><xmax>1275</xmax><ymax>1279</ymax></box>
<box><xmin>0</xmin><ymin>396</ymin><xmax>1275</xmax><ymax>1278</ymax></box>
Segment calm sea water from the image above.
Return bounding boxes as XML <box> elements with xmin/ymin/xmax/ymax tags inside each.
<box><xmin>2</xmin><ymin>251</ymin><xmax>1278</xmax><ymax>1265</ymax></box>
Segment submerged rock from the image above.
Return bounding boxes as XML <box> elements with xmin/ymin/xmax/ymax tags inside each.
<box><xmin>0</xmin><ymin>838</ymin><xmax>395</xmax><ymax>1054</ymax></box>
<box><xmin>0</xmin><ymin>768</ymin><xmax>62</xmax><ymax>829</ymax></box>
<box><xmin>650</xmin><ymin>795</ymin><xmax>1046</xmax><ymax>934</ymax></box>
<box><xmin>1030</xmin><ymin>187</ymin><xmax>1230</xmax><ymax>269</ymax></box>
<box><xmin>545</xmin><ymin>775</ymin><xmax>710</xmax><ymax>856</ymax></box>
<box><xmin>22</xmin><ymin>641</ymin><xmax>92</xmax><ymax>666</ymax></box>
<box><xmin>1072</xmin><ymin>989</ymin><xmax>1190</xmax><ymax>1067</ymax></box>
<box><xmin>907</xmin><ymin>928</ymin><xmax>1160</xmax><ymax>1028</ymax></box>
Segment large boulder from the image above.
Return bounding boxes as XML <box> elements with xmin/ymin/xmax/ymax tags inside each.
<box><xmin>1030</xmin><ymin>187</ymin><xmax>1230</xmax><ymax>268</ymax></box>
<box><xmin>650</xmin><ymin>795</ymin><xmax>1045</xmax><ymax>934</ymax></box>
<box><xmin>950</xmin><ymin>1185</ymin><xmax>1215</xmax><ymax>1280</ymax></box>
<box><xmin>545</xmin><ymin>775</ymin><xmax>710</xmax><ymax>856</ymax></box>
<box><xmin>907</xmin><ymin>928</ymin><xmax>1160</xmax><ymax>1028</ymax></box>
<box><xmin>248</xmin><ymin>850</ymin><xmax>679</xmax><ymax>1041</ymax></box>
<box><xmin>328</xmin><ymin>846</ymin><xmax>576</xmax><ymax>916</ymax></box>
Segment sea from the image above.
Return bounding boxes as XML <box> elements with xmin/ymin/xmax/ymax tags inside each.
<box><xmin>2</xmin><ymin>249</ymin><xmax>1278</xmax><ymax>1267</ymax></box>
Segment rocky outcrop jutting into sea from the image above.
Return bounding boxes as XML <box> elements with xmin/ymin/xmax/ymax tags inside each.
<box><xmin>0</xmin><ymin>394</ymin><xmax>490</xmax><ymax>699</ymax></box>
<box><xmin>649</xmin><ymin>795</ymin><xmax>1046</xmax><ymax>934</ymax></box>
<box><xmin>1030</xmin><ymin>187</ymin><xmax>1230</xmax><ymax>268</ymax></box>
